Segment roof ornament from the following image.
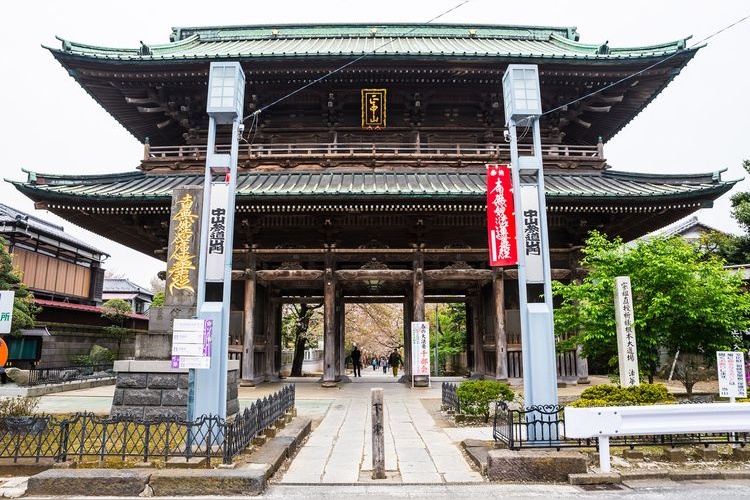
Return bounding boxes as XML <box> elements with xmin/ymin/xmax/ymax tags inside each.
<box><xmin>139</xmin><ymin>41</ymin><xmax>152</xmax><ymax>56</ymax></box>
<box><xmin>597</xmin><ymin>41</ymin><xmax>610</xmax><ymax>55</ymax></box>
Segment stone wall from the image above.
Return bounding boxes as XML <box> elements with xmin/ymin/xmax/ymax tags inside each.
<box><xmin>39</xmin><ymin>325</ymin><xmax>137</xmax><ymax>367</ymax></box>
<box><xmin>110</xmin><ymin>360</ymin><xmax>240</xmax><ymax>419</ymax></box>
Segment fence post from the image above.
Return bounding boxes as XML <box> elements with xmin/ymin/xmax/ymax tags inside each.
<box><xmin>371</xmin><ymin>388</ymin><xmax>385</xmax><ymax>479</ymax></box>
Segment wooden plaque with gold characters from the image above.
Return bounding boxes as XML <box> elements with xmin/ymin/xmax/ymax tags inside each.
<box><xmin>361</xmin><ymin>89</ymin><xmax>386</xmax><ymax>129</ymax></box>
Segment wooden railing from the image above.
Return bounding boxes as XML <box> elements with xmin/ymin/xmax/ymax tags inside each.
<box><xmin>142</xmin><ymin>141</ymin><xmax>604</xmax><ymax>170</ymax></box>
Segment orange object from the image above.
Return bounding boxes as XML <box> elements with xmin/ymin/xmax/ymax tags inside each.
<box><xmin>0</xmin><ymin>337</ymin><xmax>7</xmax><ymax>367</ymax></box>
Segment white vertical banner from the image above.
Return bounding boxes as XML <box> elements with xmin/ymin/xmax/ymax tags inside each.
<box><xmin>520</xmin><ymin>185</ymin><xmax>543</xmax><ymax>283</ymax></box>
<box><xmin>716</xmin><ymin>351</ymin><xmax>747</xmax><ymax>399</ymax></box>
<box><xmin>205</xmin><ymin>182</ymin><xmax>229</xmax><ymax>281</ymax></box>
<box><xmin>411</xmin><ymin>321</ymin><xmax>430</xmax><ymax>376</ymax></box>
<box><xmin>614</xmin><ymin>276</ymin><xmax>639</xmax><ymax>387</ymax></box>
<box><xmin>0</xmin><ymin>291</ymin><xmax>15</xmax><ymax>334</ymax></box>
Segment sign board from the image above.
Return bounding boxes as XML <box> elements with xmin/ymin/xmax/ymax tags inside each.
<box><xmin>486</xmin><ymin>164</ymin><xmax>517</xmax><ymax>267</ymax></box>
<box><xmin>411</xmin><ymin>321</ymin><xmax>430</xmax><ymax>376</ymax></box>
<box><xmin>205</xmin><ymin>182</ymin><xmax>229</xmax><ymax>281</ymax></box>
<box><xmin>614</xmin><ymin>276</ymin><xmax>639</xmax><ymax>387</ymax></box>
<box><xmin>0</xmin><ymin>291</ymin><xmax>15</xmax><ymax>334</ymax></box>
<box><xmin>171</xmin><ymin>318</ymin><xmax>212</xmax><ymax>369</ymax></box>
<box><xmin>520</xmin><ymin>185</ymin><xmax>543</xmax><ymax>282</ymax></box>
<box><xmin>716</xmin><ymin>351</ymin><xmax>747</xmax><ymax>399</ymax></box>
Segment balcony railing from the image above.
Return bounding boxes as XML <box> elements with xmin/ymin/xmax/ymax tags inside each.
<box><xmin>141</xmin><ymin>142</ymin><xmax>604</xmax><ymax>171</ymax></box>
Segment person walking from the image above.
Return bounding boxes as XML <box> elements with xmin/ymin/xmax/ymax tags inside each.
<box><xmin>351</xmin><ymin>344</ymin><xmax>362</xmax><ymax>377</ymax></box>
<box><xmin>388</xmin><ymin>349</ymin><xmax>402</xmax><ymax>377</ymax></box>
<box><xmin>380</xmin><ymin>355</ymin><xmax>388</xmax><ymax>374</ymax></box>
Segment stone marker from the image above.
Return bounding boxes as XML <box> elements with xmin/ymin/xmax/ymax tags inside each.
<box><xmin>372</xmin><ymin>387</ymin><xmax>385</xmax><ymax>479</ymax></box>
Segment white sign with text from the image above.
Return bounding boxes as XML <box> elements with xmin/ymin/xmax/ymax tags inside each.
<box><xmin>716</xmin><ymin>351</ymin><xmax>747</xmax><ymax>399</ymax></box>
<box><xmin>614</xmin><ymin>276</ymin><xmax>639</xmax><ymax>387</ymax></box>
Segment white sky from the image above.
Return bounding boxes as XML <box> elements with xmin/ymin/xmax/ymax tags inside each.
<box><xmin>1</xmin><ymin>0</ymin><xmax>748</xmax><ymax>289</ymax></box>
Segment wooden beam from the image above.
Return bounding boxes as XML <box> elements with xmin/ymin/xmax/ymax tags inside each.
<box><xmin>424</xmin><ymin>268</ymin><xmax>492</xmax><ymax>282</ymax></box>
<box><xmin>335</xmin><ymin>269</ymin><xmax>413</xmax><ymax>282</ymax></box>
<box><xmin>255</xmin><ymin>269</ymin><xmax>324</xmax><ymax>282</ymax></box>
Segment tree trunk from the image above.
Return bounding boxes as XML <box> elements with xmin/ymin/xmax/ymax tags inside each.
<box><xmin>291</xmin><ymin>337</ymin><xmax>307</xmax><ymax>377</ymax></box>
<box><xmin>290</xmin><ymin>304</ymin><xmax>311</xmax><ymax>377</ymax></box>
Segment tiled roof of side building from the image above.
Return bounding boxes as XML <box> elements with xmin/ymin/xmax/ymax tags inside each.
<box><xmin>51</xmin><ymin>23</ymin><xmax>691</xmax><ymax>61</ymax></box>
<box><xmin>0</xmin><ymin>202</ymin><xmax>107</xmax><ymax>257</ymax></box>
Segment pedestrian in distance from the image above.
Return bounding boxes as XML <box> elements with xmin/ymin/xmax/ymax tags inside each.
<box><xmin>380</xmin><ymin>356</ymin><xmax>388</xmax><ymax>374</ymax></box>
<box><xmin>388</xmin><ymin>349</ymin><xmax>403</xmax><ymax>377</ymax></box>
<box><xmin>351</xmin><ymin>344</ymin><xmax>362</xmax><ymax>377</ymax></box>
<box><xmin>372</xmin><ymin>357</ymin><xmax>378</xmax><ymax>371</ymax></box>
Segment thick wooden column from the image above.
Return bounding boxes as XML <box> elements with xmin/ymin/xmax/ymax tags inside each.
<box><xmin>471</xmin><ymin>289</ymin><xmax>486</xmax><ymax>375</ymax></box>
<box><xmin>240</xmin><ymin>262</ymin><xmax>256</xmax><ymax>385</ymax></box>
<box><xmin>265</xmin><ymin>291</ymin><xmax>280</xmax><ymax>380</ymax></box>
<box><xmin>323</xmin><ymin>250</ymin><xmax>337</xmax><ymax>385</ymax></box>
<box><xmin>408</xmin><ymin>251</ymin><xmax>425</xmax><ymax>378</ymax></box>
<box><xmin>337</xmin><ymin>290</ymin><xmax>346</xmax><ymax>379</ymax></box>
<box><xmin>493</xmin><ymin>269</ymin><xmax>508</xmax><ymax>381</ymax></box>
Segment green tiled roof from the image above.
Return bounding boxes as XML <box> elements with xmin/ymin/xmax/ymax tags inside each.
<box><xmin>9</xmin><ymin>169</ymin><xmax>734</xmax><ymax>205</ymax></box>
<box><xmin>53</xmin><ymin>23</ymin><xmax>689</xmax><ymax>61</ymax></box>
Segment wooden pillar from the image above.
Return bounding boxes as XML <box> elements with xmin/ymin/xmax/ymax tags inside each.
<box><xmin>240</xmin><ymin>263</ymin><xmax>256</xmax><ymax>385</ymax></box>
<box><xmin>472</xmin><ymin>289</ymin><xmax>486</xmax><ymax>375</ymax></box>
<box><xmin>408</xmin><ymin>251</ymin><xmax>425</xmax><ymax>378</ymax></box>
<box><xmin>493</xmin><ymin>269</ymin><xmax>508</xmax><ymax>381</ymax></box>
<box><xmin>323</xmin><ymin>251</ymin><xmax>337</xmax><ymax>385</ymax></box>
<box><xmin>337</xmin><ymin>290</ymin><xmax>345</xmax><ymax>379</ymax></box>
<box><xmin>265</xmin><ymin>292</ymin><xmax>280</xmax><ymax>379</ymax></box>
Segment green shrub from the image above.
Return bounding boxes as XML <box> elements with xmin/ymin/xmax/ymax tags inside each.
<box><xmin>456</xmin><ymin>380</ymin><xmax>515</xmax><ymax>422</ymax></box>
<box><xmin>569</xmin><ymin>383</ymin><xmax>674</xmax><ymax>407</ymax></box>
<box><xmin>0</xmin><ymin>396</ymin><xmax>40</xmax><ymax>417</ymax></box>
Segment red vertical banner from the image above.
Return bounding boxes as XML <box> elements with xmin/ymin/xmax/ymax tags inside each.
<box><xmin>486</xmin><ymin>164</ymin><xmax>518</xmax><ymax>267</ymax></box>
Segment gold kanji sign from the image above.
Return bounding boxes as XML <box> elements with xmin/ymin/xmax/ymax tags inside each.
<box><xmin>361</xmin><ymin>89</ymin><xmax>387</xmax><ymax>129</ymax></box>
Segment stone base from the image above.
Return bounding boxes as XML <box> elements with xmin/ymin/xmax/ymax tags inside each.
<box><xmin>663</xmin><ymin>448</ymin><xmax>686</xmax><ymax>462</ymax></box>
<box><xmin>487</xmin><ymin>449</ymin><xmax>587</xmax><ymax>482</ymax></box>
<box><xmin>111</xmin><ymin>360</ymin><xmax>240</xmax><ymax>419</ymax></box>
<box><xmin>733</xmin><ymin>447</ymin><xmax>750</xmax><ymax>461</ymax></box>
<box><xmin>622</xmin><ymin>449</ymin><xmax>644</xmax><ymax>460</ymax></box>
<box><xmin>697</xmin><ymin>446</ymin><xmax>719</xmax><ymax>461</ymax></box>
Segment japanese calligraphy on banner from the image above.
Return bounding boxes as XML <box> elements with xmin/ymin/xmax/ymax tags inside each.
<box><xmin>171</xmin><ymin>318</ymin><xmax>212</xmax><ymax>370</ymax></box>
<box><xmin>167</xmin><ymin>192</ymin><xmax>199</xmax><ymax>296</ymax></box>
<box><xmin>520</xmin><ymin>185</ymin><xmax>543</xmax><ymax>282</ymax></box>
<box><xmin>486</xmin><ymin>164</ymin><xmax>517</xmax><ymax>267</ymax></box>
<box><xmin>411</xmin><ymin>321</ymin><xmax>430</xmax><ymax>376</ymax></box>
<box><xmin>716</xmin><ymin>351</ymin><xmax>747</xmax><ymax>399</ymax></box>
<box><xmin>361</xmin><ymin>89</ymin><xmax>387</xmax><ymax>128</ymax></box>
<box><xmin>614</xmin><ymin>276</ymin><xmax>639</xmax><ymax>387</ymax></box>
<box><xmin>205</xmin><ymin>182</ymin><xmax>229</xmax><ymax>281</ymax></box>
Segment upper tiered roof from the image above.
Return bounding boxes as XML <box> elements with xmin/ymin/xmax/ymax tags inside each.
<box><xmin>47</xmin><ymin>23</ymin><xmax>700</xmax><ymax>146</ymax></box>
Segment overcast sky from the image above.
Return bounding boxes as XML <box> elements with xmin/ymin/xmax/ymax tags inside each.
<box><xmin>1</xmin><ymin>0</ymin><xmax>748</xmax><ymax>289</ymax></box>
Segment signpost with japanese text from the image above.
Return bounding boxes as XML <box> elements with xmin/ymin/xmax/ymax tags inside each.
<box><xmin>614</xmin><ymin>276</ymin><xmax>639</xmax><ymax>387</ymax></box>
<box><xmin>411</xmin><ymin>321</ymin><xmax>430</xmax><ymax>387</ymax></box>
<box><xmin>171</xmin><ymin>318</ymin><xmax>212</xmax><ymax>370</ymax></box>
<box><xmin>716</xmin><ymin>351</ymin><xmax>747</xmax><ymax>402</ymax></box>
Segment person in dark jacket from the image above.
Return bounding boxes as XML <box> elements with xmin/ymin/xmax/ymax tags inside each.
<box><xmin>351</xmin><ymin>344</ymin><xmax>362</xmax><ymax>377</ymax></box>
<box><xmin>388</xmin><ymin>349</ymin><xmax>402</xmax><ymax>377</ymax></box>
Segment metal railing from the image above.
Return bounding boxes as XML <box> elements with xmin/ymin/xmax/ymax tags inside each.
<box><xmin>0</xmin><ymin>384</ymin><xmax>295</xmax><ymax>465</ymax></box>
<box><xmin>493</xmin><ymin>401</ymin><xmax>749</xmax><ymax>451</ymax></box>
<box><xmin>27</xmin><ymin>364</ymin><xmax>115</xmax><ymax>386</ymax></box>
<box><xmin>145</xmin><ymin>142</ymin><xmax>601</xmax><ymax>162</ymax></box>
<box><xmin>441</xmin><ymin>382</ymin><xmax>460</xmax><ymax>413</ymax></box>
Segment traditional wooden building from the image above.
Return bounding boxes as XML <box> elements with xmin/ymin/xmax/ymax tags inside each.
<box><xmin>0</xmin><ymin>203</ymin><xmax>145</xmax><ymax>367</ymax></box>
<box><xmin>11</xmin><ymin>23</ymin><xmax>736</xmax><ymax>384</ymax></box>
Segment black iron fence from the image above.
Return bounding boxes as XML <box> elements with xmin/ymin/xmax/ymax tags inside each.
<box><xmin>442</xmin><ymin>382</ymin><xmax>460</xmax><ymax>413</ymax></box>
<box><xmin>27</xmin><ymin>364</ymin><xmax>115</xmax><ymax>386</ymax></box>
<box><xmin>493</xmin><ymin>401</ymin><xmax>749</xmax><ymax>450</ymax></box>
<box><xmin>0</xmin><ymin>384</ymin><xmax>295</xmax><ymax>465</ymax></box>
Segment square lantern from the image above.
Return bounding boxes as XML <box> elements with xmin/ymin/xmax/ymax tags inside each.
<box><xmin>207</xmin><ymin>62</ymin><xmax>245</xmax><ymax>124</ymax></box>
<box><xmin>502</xmin><ymin>64</ymin><xmax>542</xmax><ymax>124</ymax></box>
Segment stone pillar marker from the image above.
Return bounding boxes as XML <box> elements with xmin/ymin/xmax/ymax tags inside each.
<box><xmin>371</xmin><ymin>388</ymin><xmax>385</xmax><ymax>479</ymax></box>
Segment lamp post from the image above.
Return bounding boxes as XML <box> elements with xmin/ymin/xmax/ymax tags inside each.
<box><xmin>189</xmin><ymin>62</ymin><xmax>245</xmax><ymax>424</ymax></box>
<box><xmin>502</xmin><ymin>65</ymin><xmax>559</xmax><ymax>424</ymax></box>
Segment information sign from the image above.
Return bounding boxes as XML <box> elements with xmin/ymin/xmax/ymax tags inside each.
<box><xmin>171</xmin><ymin>318</ymin><xmax>212</xmax><ymax>369</ymax></box>
<box><xmin>717</xmin><ymin>351</ymin><xmax>747</xmax><ymax>399</ymax></box>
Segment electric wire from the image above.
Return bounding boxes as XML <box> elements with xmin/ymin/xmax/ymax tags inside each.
<box><xmin>538</xmin><ymin>13</ymin><xmax>750</xmax><ymax>121</ymax></box>
<box><xmin>242</xmin><ymin>0</ymin><xmax>471</xmax><ymax>124</ymax></box>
